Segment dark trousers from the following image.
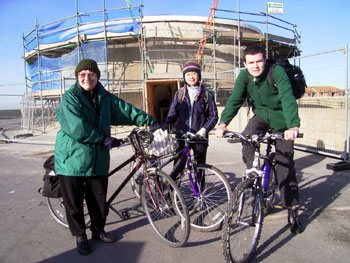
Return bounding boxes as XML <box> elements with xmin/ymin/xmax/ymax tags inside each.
<box><xmin>170</xmin><ymin>140</ymin><xmax>208</xmax><ymax>186</ymax></box>
<box><xmin>59</xmin><ymin>175</ymin><xmax>109</xmax><ymax>236</ymax></box>
<box><xmin>242</xmin><ymin>115</ymin><xmax>299</xmax><ymax>207</ymax></box>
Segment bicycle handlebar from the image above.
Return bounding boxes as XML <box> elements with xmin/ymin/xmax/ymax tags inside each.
<box><xmin>176</xmin><ymin>131</ymin><xmax>208</xmax><ymax>143</ymax></box>
<box><xmin>224</xmin><ymin>131</ymin><xmax>303</xmax><ymax>144</ymax></box>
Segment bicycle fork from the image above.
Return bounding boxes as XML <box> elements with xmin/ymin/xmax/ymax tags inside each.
<box><xmin>144</xmin><ymin>169</ymin><xmax>171</xmax><ymax>213</ymax></box>
<box><xmin>185</xmin><ymin>151</ymin><xmax>203</xmax><ymax>199</ymax></box>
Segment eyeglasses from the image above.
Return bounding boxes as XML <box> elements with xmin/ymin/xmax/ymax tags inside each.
<box><xmin>78</xmin><ymin>72</ymin><xmax>96</xmax><ymax>79</ymax></box>
<box><xmin>185</xmin><ymin>72</ymin><xmax>199</xmax><ymax>77</ymax></box>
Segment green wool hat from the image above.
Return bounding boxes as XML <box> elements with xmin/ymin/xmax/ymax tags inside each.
<box><xmin>75</xmin><ymin>59</ymin><xmax>101</xmax><ymax>79</ymax></box>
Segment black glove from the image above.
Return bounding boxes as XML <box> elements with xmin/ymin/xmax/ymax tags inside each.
<box><xmin>103</xmin><ymin>136</ymin><xmax>121</xmax><ymax>149</ymax></box>
<box><xmin>149</xmin><ymin>122</ymin><xmax>162</xmax><ymax>132</ymax></box>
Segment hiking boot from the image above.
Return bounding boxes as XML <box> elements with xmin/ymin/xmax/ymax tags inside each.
<box><xmin>92</xmin><ymin>230</ymin><xmax>117</xmax><ymax>243</ymax></box>
<box><xmin>76</xmin><ymin>234</ymin><xmax>91</xmax><ymax>255</ymax></box>
<box><xmin>288</xmin><ymin>208</ymin><xmax>303</xmax><ymax>234</ymax></box>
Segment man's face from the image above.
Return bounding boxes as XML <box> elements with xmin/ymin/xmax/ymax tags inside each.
<box><xmin>77</xmin><ymin>70</ymin><xmax>98</xmax><ymax>91</ymax></box>
<box><xmin>184</xmin><ymin>71</ymin><xmax>199</xmax><ymax>87</ymax></box>
<box><xmin>244</xmin><ymin>53</ymin><xmax>266</xmax><ymax>77</ymax></box>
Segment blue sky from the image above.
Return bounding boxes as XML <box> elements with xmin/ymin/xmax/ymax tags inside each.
<box><xmin>0</xmin><ymin>0</ymin><xmax>349</xmax><ymax>109</ymax></box>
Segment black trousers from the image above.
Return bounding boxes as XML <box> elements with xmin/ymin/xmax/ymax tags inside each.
<box><xmin>242</xmin><ymin>115</ymin><xmax>299</xmax><ymax>207</ymax></box>
<box><xmin>59</xmin><ymin>175</ymin><xmax>109</xmax><ymax>236</ymax></box>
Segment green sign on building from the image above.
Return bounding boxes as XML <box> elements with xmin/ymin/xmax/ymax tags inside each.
<box><xmin>267</xmin><ymin>2</ymin><xmax>284</xmax><ymax>14</ymax></box>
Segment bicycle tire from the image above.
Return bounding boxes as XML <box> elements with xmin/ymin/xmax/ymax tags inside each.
<box><xmin>222</xmin><ymin>178</ymin><xmax>263</xmax><ymax>263</ymax></box>
<box><xmin>263</xmin><ymin>165</ymin><xmax>278</xmax><ymax>215</ymax></box>
<box><xmin>46</xmin><ymin>197</ymin><xmax>91</xmax><ymax>228</ymax></box>
<box><xmin>46</xmin><ymin>197</ymin><xmax>69</xmax><ymax>228</ymax></box>
<box><xmin>177</xmin><ymin>164</ymin><xmax>232</xmax><ymax>232</ymax></box>
<box><xmin>140</xmin><ymin>168</ymin><xmax>190</xmax><ymax>247</ymax></box>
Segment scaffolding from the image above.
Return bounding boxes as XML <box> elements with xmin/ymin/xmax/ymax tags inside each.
<box><xmin>22</xmin><ymin>0</ymin><xmax>143</xmax><ymax>132</ymax></box>
<box><xmin>21</xmin><ymin>1</ymin><xmax>301</xmax><ymax>132</ymax></box>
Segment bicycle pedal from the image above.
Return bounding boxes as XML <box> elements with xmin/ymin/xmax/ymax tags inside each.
<box><xmin>273</xmin><ymin>205</ymin><xmax>283</xmax><ymax>209</ymax></box>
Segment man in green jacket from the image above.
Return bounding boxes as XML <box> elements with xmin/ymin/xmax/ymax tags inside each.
<box><xmin>55</xmin><ymin>59</ymin><xmax>156</xmax><ymax>255</ymax></box>
<box><xmin>215</xmin><ymin>44</ymin><xmax>302</xmax><ymax>234</ymax></box>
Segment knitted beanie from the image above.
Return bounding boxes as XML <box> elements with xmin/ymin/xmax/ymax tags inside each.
<box><xmin>75</xmin><ymin>59</ymin><xmax>101</xmax><ymax>79</ymax></box>
<box><xmin>182</xmin><ymin>61</ymin><xmax>201</xmax><ymax>83</ymax></box>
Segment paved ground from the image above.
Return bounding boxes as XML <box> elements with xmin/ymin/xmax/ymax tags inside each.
<box><xmin>0</xmin><ymin>127</ymin><xmax>350</xmax><ymax>263</ymax></box>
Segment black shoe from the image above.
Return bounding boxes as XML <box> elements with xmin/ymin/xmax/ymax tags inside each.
<box><xmin>92</xmin><ymin>230</ymin><xmax>117</xmax><ymax>243</ymax></box>
<box><xmin>288</xmin><ymin>208</ymin><xmax>303</xmax><ymax>234</ymax></box>
<box><xmin>76</xmin><ymin>234</ymin><xmax>91</xmax><ymax>255</ymax></box>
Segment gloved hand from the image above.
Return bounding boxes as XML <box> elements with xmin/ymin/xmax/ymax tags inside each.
<box><xmin>103</xmin><ymin>136</ymin><xmax>122</xmax><ymax>149</ymax></box>
<box><xmin>196</xmin><ymin>127</ymin><xmax>207</xmax><ymax>138</ymax></box>
<box><xmin>149</xmin><ymin>122</ymin><xmax>162</xmax><ymax>132</ymax></box>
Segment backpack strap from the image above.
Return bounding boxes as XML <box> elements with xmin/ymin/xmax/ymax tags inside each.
<box><xmin>267</xmin><ymin>63</ymin><xmax>278</xmax><ymax>91</ymax></box>
<box><xmin>244</xmin><ymin>70</ymin><xmax>253</xmax><ymax>115</ymax></box>
<box><xmin>177</xmin><ymin>87</ymin><xmax>185</xmax><ymax>103</ymax></box>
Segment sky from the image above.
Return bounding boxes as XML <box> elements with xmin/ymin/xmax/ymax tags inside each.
<box><xmin>0</xmin><ymin>0</ymin><xmax>349</xmax><ymax>109</ymax></box>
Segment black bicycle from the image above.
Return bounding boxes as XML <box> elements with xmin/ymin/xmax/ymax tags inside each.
<box><xmin>46</xmin><ymin>128</ymin><xmax>191</xmax><ymax>247</ymax></box>
<box><xmin>222</xmin><ymin>130</ymin><xmax>302</xmax><ymax>263</ymax></box>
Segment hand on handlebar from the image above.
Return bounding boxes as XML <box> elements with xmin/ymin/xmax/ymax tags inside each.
<box><xmin>284</xmin><ymin>127</ymin><xmax>299</xmax><ymax>141</ymax></box>
<box><xmin>103</xmin><ymin>136</ymin><xmax>123</xmax><ymax>149</ymax></box>
<box><xmin>196</xmin><ymin>127</ymin><xmax>207</xmax><ymax>139</ymax></box>
<box><xmin>215</xmin><ymin>123</ymin><xmax>228</xmax><ymax>138</ymax></box>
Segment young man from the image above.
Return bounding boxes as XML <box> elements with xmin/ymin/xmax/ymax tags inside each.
<box><xmin>215</xmin><ymin>44</ymin><xmax>302</xmax><ymax>234</ymax></box>
<box><xmin>54</xmin><ymin>59</ymin><xmax>156</xmax><ymax>255</ymax></box>
<box><xmin>165</xmin><ymin>61</ymin><xmax>218</xmax><ymax>193</ymax></box>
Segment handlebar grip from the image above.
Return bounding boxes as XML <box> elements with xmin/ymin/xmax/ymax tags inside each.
<box><xmin>121</xmin><ymin>138</ymin><xmax>129</xmax><ymax>144</ymax></box>
<box><xmin>227</xmin><ymin>138</ymin><xmax>241</xmax><ymax>144</ymax></box>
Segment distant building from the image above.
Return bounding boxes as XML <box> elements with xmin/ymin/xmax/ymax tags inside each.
<box><xmin>304</xmin><ymin>86</ymin><xmax>345</xmax><ymax>97</ymax></box>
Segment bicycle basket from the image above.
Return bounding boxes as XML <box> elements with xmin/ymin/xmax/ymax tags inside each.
<box><xmin>128</xmin><ymin>128</ymin><xmax>154</xmax><ymax>156</ymax></box>
<box><xmin>145</xmin><ymin>128</ymin><xmax>178</xmax><ymax>158</ymax></box>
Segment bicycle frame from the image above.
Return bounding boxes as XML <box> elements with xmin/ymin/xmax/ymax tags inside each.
<box><xmin>107</xmin><ymin>152</ymin><xmax>171</xmax><ymax>213</ymax></box>
<box><xmin>153</xmin><ymin>134</ymin><xmax>206</xmax><ymax>199</ymax></box>
<box><xmin>106</xmin><ymin>154</ymin><xmax>138</xmax><ymax>207</ymax></box>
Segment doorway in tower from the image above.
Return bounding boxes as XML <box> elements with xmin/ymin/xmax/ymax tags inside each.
<box><xmin>145</xmin><ymin>79</ymin><xmax>179</xmax><ymax>124</ymax></box>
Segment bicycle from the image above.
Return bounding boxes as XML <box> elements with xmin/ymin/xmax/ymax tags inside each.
<box><xmin>221</xmin><ymin>130</ymin><xmax>302</xmax><ymax>263</ymax></box>
<box><xmin>46</xmin><ymin>128</ymin><xmax>190</xmax><ymax>248</ymax></box>
<box><xmin>131</xmin><ymin>130</ymin><xmax>232</xmax><ymax>232</ymax></box>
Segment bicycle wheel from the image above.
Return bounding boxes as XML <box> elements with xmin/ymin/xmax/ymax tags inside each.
<box><xmin>46</xmin><ymin>197</ymin><xmax>68</xmax><ymax>228</ymax></box>
<box><xmin>140</xmin><ymin>168</ymin><xmax>190</xmax><ymax>247</ymax></box>
<box><xmin>46</xmin><ymin>197</ymin><xmax>91</xmax><ymax>228</ymax></box>
<box><xmin>177</xmin><ymin>164</ymin><xmax>232</xmax><ymax>232</ymax></box>
<box><xmin>222</xmin><ymin>178</ymin><xmax>263</xmax><ymax>263</ymax></box>
<box><xmin>263</xmin><ymin>165</ymin><xmax>278</xmax><ymax>215</ymax></box>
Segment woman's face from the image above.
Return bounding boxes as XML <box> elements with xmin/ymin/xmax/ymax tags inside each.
<box><xmin>77</xmin><ymin>70</ymin><xmax>98</xmax><ymax>91</ymax></box>
<box><xmin>185</xmin><ymin>71</ymin><xmax>199</xmax><ymax>87</ymax></box>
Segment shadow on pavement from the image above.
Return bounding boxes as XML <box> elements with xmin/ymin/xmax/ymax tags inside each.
<box><xmin>253</xmin><ymin>153</ymin><xmax>350</xmax><ymax>262</ymax></box>
<box><xmin>37</xmin><ymin>240</ymin><xmax>145</xmax><ymax>263</ymax></box>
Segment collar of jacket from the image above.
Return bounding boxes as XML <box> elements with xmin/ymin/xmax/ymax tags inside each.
<box><xmin>72</xmin><ymin>81</ymin><xmax>108</xmax><ymax>110</ymax></box>
<box><xmin>182</xmin><ymin>83</ymin><xmax>204</xmax><ymax>102</ymax></box>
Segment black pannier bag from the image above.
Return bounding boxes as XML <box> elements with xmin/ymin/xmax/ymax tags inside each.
<box><xmin>39</xmin><ymin>155</ymin><xmax>61</xmax><ymax>198</ymax></box>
